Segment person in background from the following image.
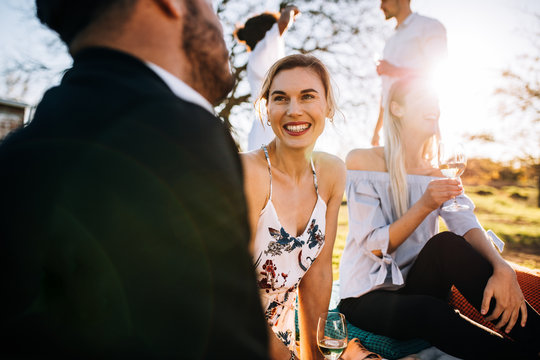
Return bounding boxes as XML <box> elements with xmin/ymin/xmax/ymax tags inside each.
<box><xmin>371</xmin><ymin>0</ymin><xmax>447</xmax><ymax>146</ymax></box>
<box><xmin>340</xmin><ymin>76</ymin><xmax>540</xmax><ymax>359</ymax></box>
<box><xmin>235</xmin><ymin>3</ymin><xmax>299</xmax><ymax>151</ymax></box>
<box><xmin>0</xmin><ymin>0</ymin><xmax>268</xmax><ymax>358</ymax></box>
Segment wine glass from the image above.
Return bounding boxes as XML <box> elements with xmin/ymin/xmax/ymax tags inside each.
<box><xmin>438</xmin><ymin>142</ymin><xmax>469</xmax><ymax>212</ymax></box>
<box><xmin>317</xmin><ymin>312</ymin><xmax>348</xmax><ymax>360</ymax></box>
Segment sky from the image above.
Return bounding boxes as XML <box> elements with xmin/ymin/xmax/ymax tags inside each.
<box><xmin>410</xmin><ymin>0</ymin><xmax>540</xmax><ymax>161</ymax></box>
<box><xmin>0</xmin><ymin>0</ymin><xmax>539</xmax><ymax>161</ymax></box>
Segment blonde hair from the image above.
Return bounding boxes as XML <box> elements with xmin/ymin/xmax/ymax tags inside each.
<box><xmin>255</xmin><ymin>54</ymin><xmax>337</xmax><ymax>121</ymax></box>
<box><xmin>383</xmin><ymin>76</ymin><xmax>438</xmax><ymax>219</ymax></box>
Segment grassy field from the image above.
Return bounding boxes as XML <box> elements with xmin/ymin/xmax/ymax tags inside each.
<box><xmin>332</xmin><ymin>185</ymin><xmax>540</xmax><ymax>280</ymax></box>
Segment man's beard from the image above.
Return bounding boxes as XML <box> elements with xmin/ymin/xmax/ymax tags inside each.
<box><xmin>182</xmin><ymin>3</ymin><xmax>234</xmax><ymax>105</ymax></box>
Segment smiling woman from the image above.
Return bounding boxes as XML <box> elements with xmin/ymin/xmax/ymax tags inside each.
<box><xmin>240</xmin><ymin>54</ymin><xmax>375</xmax><ymax>359</ymax></box>
<box><xmin>266</xmin><ymin>67</ymin><xmax>328</xmax><ymax>146</ymax></box>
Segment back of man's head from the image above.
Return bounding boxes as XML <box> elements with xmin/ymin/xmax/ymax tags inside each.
<box><xmin>36</xmin><ymin>0</ymin><xmax>132</xmax><ymax>46</ymax></box>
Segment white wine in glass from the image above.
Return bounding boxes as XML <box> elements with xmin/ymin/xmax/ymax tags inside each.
<box><xmin>317</xmin><ymin>312</ymin><xmax>348</xmax><ymax>360</ymax></box>
<box><xmin>438</xmin><ymin>142</ymin><xmax>469</xmax><ymax>212</ymax></box>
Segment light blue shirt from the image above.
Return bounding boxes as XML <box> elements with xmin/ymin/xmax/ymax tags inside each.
<box><xmin>339</xmin><ymin>170</ymin><xmax>481</xmax><ymax>300</ymax></box>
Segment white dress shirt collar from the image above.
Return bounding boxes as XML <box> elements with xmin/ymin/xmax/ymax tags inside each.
<box><xmin>396</xmin><ymin>12</ymin><xmax>416</xmax><ymax>30</ymax></box>
<box><xmin>145</xmin><ymin>61</ymin><xmax>215</xmax><ymax>115</ymax></box>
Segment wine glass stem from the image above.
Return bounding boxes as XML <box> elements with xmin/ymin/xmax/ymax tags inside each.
<box><xmin>452</xmin><ymin>177</ymin><xmax>458</xmax><ymax>206</ymax></box>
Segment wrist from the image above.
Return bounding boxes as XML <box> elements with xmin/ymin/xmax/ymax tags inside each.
<box><xmin>492</xmin><ymin>261</ymin><xmax>514</xmax><ymax>275</ymax></box>
<box><xmin>283</xmin><ymin>6</ymin><xmax>295</xmax><ymax>13</ymax></box>
<box><xmin>414</xmin><ymin>199</ymin><xmax>436</xmax><ymax>216</ymax></box>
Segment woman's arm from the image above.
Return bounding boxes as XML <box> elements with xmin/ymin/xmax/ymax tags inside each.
<box><xmin>385</xmin><ymin>178</ymin><xmax>462</xmax><ymax>253</ymax></box>
<box><xmin>277</xmin><ymin>5</ymin><xmax>299</xmax><ymax>35</ymax></box>
<box><xmin>298</xmin><ymin>157</ymin><xmax>346</xmax><ymax>359</ymax></box>
<box><xmin>463</xmin><ymin>228</ymin><xmax>527</xmax><ymax>333</ymax></box>
<box><xmin>346</xmin><ymin>149</ymin><xmax>462</xmax><ymax>256</ymax></box>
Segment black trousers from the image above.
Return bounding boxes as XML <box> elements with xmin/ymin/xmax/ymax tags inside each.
<box><xmin>339</xmin><ymin>232</ymin><xmax>540</xmax><ymax>360</ymax></box>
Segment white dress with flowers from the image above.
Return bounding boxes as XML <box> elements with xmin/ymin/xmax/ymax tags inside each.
<box><xmin>252</xmin><ymin>146</ymin><xmax>327</xmax><ymax>355</ymax></box>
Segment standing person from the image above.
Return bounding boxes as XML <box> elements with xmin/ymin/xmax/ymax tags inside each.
<box><xmin>0</xmin><ymin>0</ymin><xmax>268</xmax><ymax>358</ymax></box>
<box><xmin>370</xmin><ymin>0</ymin><xmax>447</xmax><ymax>146</ymax></box>
<box><xmin>235</xmin><ymin>4</ymin><xmax>299</xmax><ymax>151</ymax></box>
<box><xmin>339</xmin><ymin>76</ymin><xmax>540</xmax><ymax>359</ymax></box>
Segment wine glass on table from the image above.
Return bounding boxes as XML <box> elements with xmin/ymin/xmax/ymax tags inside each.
<box><xmin>438</xmin><ymin>142</ymin><xmax>469</xmax><ymax>212</ymax></box>
<box><xmin>317</xmin><ymin>312</ymin><xmax>348</xmax><ymax>360</ymax></box>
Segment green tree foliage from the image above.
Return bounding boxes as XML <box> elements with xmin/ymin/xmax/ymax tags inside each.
<box><xmin>493</xmin><ymin>14</ymin><xmax>540</xmax><ymax>206</ymax></box>
<box><xmin>214</xmin><ymin>0</ymin><xmax>385</xmax><ymax>151</ymax></box>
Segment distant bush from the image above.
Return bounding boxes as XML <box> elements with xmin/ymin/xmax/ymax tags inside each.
<box><xmin>463</xmin><ymin>158</ymin><xmax>537</xmax><ymax>187</ymax></box>
<box><xmin>510</xmin><ymin>192</ymin><xmax>528</xmax><ymax>200</ymax></box>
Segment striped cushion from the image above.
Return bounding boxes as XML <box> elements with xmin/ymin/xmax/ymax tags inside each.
<box><xmin>449</xmin><ymin>267</ymin><xmax>540</xmax><ymax>339</ymax></box>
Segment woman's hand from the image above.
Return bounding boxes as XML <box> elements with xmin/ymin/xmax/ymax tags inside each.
<box><xmin>282</xmin><ymin>5</ymin><xmax>300</xmax><ymax>17</ymax></box>
<box><xmin>278</xmin><ymin>5</ymin><xmax>300</xmax><ymax>34</ymax></box>
<box><xmin>340</xmin><ymin>338</ymin><xmax>382</xmax><ymax>360</ymax></box>
<box><xmin>418</xmin><ymin>178</ymin><xmax>462</xmax><ymax>212</ymax></box>
<box><xmin>387</xmin><ymin>178</ymin><xmax>462</xmax><ymax>253</ymax></box>
<box><xmin>481</xmin><ymin>264</ymin><xmax>528</xmax><ymax>333</ymax></box>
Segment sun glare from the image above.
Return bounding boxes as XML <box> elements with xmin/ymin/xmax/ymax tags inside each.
<box><xmin>430</xmin><ymin>54</ymin><xmax>492</xmax><ymax>148</ymax></box>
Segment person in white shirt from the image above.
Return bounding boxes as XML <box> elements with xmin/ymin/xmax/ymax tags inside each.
<box><xmin>371</xmin><ymin>0</ymin><xmax>447</xmax><ymax>146</ymax></box>
<box><xmin>340</xmin><ymin>76</ymin><xmax>540</xmax><ymax>359</ymax></box>
<box><xmin>235</xmin><ymin>5</ymin><xmax>299</xmax><ymax>151</ymax></box>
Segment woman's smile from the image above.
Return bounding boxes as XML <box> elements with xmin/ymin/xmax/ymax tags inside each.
<box><xmin>283</xmin><ymin>122</ymin><xmax>312</xmax><ymax>136</ymax></box>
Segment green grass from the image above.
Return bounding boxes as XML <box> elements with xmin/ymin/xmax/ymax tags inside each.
<box><xmin>333</xmin><ymin>203</ymin><xmax>349</xmax><ymax>281</ymax></box>
<box><xmin>466</xmin><ymin>185</ymin><xmax>540</xmax><ymax>246</ymax></box>
<box><xmin>332</xmin><ymin>185</ymin><xmax>540</xmax><ymax>280</ymax></box>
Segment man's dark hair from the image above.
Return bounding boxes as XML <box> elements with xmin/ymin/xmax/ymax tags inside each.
<box><xmin>234</xmin><ymin>12</ymin><xmax>279</xmax><ymax>52</ymax></box>
<box><xmin>35</xmin><ymin>0</ymin><xmax>133</xmax><ymax>45</ymax></box>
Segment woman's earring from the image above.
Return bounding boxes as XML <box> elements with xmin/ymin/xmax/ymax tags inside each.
<box><xmin>267</xmin><ymin>120</ymin><xmax>271</xmax><ymax>126</ymax></box>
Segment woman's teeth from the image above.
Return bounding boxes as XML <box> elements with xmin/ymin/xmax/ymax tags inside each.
<box><xmin>284</xmin><ymin>124</ymin><xmax>310</xmax><ymax>132</ymax></box>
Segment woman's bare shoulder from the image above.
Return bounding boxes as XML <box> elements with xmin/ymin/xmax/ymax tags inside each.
<box><xmin>312</xmin><ymin>152</ymin><xmax>346</xmax><ymax>200</ymax></box>
<box><xmin>240</xmin><ymin>150</ymin><xmax>269</xmax><ymax>181</ymax></box>
<box><xmin>345</xmin><ymin>147</ymin><xmax>386</xmax><ymax>172</ymax></box>
<box><xmin>313</xmin><ymin>151</ymin><xmax>345</xmax><ymax>173</ymax></box>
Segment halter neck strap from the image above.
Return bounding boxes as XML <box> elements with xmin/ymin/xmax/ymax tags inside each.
<box><xmin>261</xmin><ymin>145</ymin><xmax>319</xmax><ymax>200</ymax></box>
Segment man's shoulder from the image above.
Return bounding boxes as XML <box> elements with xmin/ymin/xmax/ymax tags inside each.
<box><xmin>413</xmin><ymin>13</ymin><xmax>446</xmax><ymax>32</ymax></box>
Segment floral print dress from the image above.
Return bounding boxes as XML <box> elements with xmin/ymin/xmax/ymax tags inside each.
<box><xmin>252</xmin><ymin>146</ymin><xmax>327</xmax><ymax>355</ymax></box>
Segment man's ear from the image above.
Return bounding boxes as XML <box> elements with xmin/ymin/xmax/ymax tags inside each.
<box><xmin>389</xmin><ymin>100</ymin><xmax>404</xmax><ymax>118</ymax></box>
<box><xmin>154</xmin><ymin>0</ymin><xmax>183</xmax><ymax>18</ymax></box>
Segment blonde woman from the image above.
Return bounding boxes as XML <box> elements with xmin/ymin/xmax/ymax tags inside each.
<box><xmin>242</xmin><ymin>55</ymin><xmax>378</xmax><ymax>360</ymax></box>
<box><xmin>338</xmin><ymin>76</ymin><xmax>540</xmax><ymax>359</ymax></box>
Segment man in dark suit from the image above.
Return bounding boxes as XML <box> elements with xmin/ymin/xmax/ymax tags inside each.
<box><xmin>0</xmin><ymin>0</ymin><xmax>268</xmax><ymax>358</ymax></box>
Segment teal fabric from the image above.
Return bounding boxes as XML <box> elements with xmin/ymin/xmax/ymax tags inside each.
<box><xmin>295</xmin><ymin>308</ymin><xmax>430</xmax><ymax>360</ymax></box>
<box><xmin>344</xmin><ymin>318</ymin><xmax>430</xmax><ymax>360</ymax></box>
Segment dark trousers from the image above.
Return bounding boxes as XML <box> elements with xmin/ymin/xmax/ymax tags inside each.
<box><xmin>339</xmin><ymin>232</ymin><xmax>540</xmax><ymax>359</ymax></box>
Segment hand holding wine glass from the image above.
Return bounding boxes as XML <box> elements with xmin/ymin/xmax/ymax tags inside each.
<box><xmin>438</xmin><ymin>142</ymin><xmax>469</xmax><ymax>212</ymax></box>
<box><xmin>317</xmin><ymin>312</ymin><xmax>348</xmax><ymax>360</ymax></box>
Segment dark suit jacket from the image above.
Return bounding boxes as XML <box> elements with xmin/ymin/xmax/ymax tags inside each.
<box><xmin>0</xmin><ymin>48</ymin><xmax>268</xmax><ymax>359</ymax></box>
